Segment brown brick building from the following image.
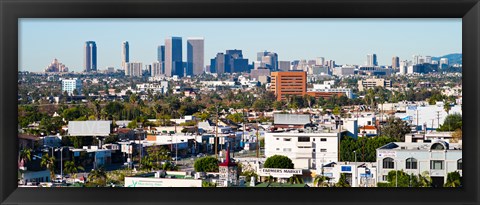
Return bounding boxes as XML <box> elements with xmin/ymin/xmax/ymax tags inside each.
<box><xmin>270</xmin><ymin>71</ymin><xmax>307</xmax><ymax>101</ymax></box>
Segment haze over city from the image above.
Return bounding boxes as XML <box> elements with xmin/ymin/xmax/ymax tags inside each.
<box><xmin>19</xmin><ymin>18</ymin><xmax>461</xmax><ymax>72</ymax></box>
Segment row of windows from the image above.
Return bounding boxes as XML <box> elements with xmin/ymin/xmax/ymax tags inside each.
<box><xmin>275</xmin><ymin>137</ymin><xmax>328</xmax><ymax>142</ymax></box>
<box><xmin>274</xmin><ymin>148</ymin><xmax>327</xmax><ymax>152</ymax></box>
<box><xmin>382</xmin><ymin>157</ymin><xmax>462</xmax><ymax>170</ymax></box>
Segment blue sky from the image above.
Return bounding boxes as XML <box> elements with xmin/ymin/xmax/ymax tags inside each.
<box><xmin>19</xmin><ymin>18</ymin><xmax>461</xmax><ymax>72</ymax></box>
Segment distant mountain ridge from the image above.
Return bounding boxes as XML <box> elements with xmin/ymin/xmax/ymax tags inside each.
<box><xmin>432</xmin><ymin>53</ymin><xmax>462</xmax><ymax>65</ymax></box>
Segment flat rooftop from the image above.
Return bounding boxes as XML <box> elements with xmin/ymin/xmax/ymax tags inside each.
<box><xmin>378</xmin><ymin>141</ymin><xmax>462</xmax><ymax>151</ymax></box>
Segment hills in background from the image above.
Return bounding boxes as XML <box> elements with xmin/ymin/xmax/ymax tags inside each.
<box><xmin>432</xmin><ymin>53</ymin><xmax>462</xmax><ymax>65</ymax></box>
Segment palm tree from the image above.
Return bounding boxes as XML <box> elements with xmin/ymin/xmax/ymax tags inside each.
<box><xmin>313</xmin><ymin>175</ymin><xmax>330</xmax><ymax>187</ymax></box>
<box><xmin>40</xmin><ymin>153</ymin><xmax>56</xmax><ymax>182</ymax></box>
<box><xmin>19</xmin><ymin>148</ymin><xmax>32</xmax><ymax>167</ymax></box>
<box><xmin>63</xmin><ymin>161</ymin><xmax>85</xmax><ymax>179</ymax></box>
<box><xmin>288</xmin><ymin>175</ymin><xmax>304</xmax><ymax>184</ymax></box>
<box><xmin>444</xmin><ymin>171</ymin><xmax>461</xmax><ymax>187</ymax></box>
<box><xmin>418</xmin><ymin>171</ymin><xmax>432</xmax><ymax>187</ymax></box>
<box><xmin>88</xmin><ymin>167</ymin><xmax>107</xmax><ymax>187</ymax></box>
<box><xmin>335</xmin><ymin>173</ymin><xmax>351</xmax><ymax>187</ymax></box>
<box><xmin>443</xmin><ymin>100</ymin><xmax>451</xmax><ymax>115</ymax></box>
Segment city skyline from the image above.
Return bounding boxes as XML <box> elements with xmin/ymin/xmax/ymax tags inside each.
<box><xmin>19</xmin><ymin>18</ymin><xmax>461</xmax><ymax>72</ymax></box>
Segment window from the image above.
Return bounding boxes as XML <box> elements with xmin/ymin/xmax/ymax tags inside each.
<box><xmin>320</xmin><ymin>149</ymin><xmax>327</xmax><ymax>152</ymax></box>
<box><xmin>383</xmin><ymin>157</ymin><xmax>395</xmax><ymax>169</ymax></box>
<box><xmin>276</xmin><ymin>138</ymin><xmax>279</xmax><ymax>140</ymax></box>
<box><xmin>430</xmin><ymin>160</ymin><xmax>444</xmax><ymax>170</ymax></box>
<box><xmin>283</xmin><ymin>138</ymin><xmax>291</xmax><ymax>141</ymax></box>
<box><xmin>382</xmin><ymin>175</ymin><xmax>388</xmax><ymax>181</ymax></box>
<box><xmin>320</xmin><ymin>138</ymin><xmax>327</xmax><ymax>142</ymax></box>
<box><xmin>313</xmin><ymin>138</ymin><xmax>315</xmax><ymax>141</ymax></box>
<box><xmin>457</xmin><ymin>159</ymin><xmax>462</xmax><ymax>170</ymax></box>
<box><xmin>313</xmin><ymin>149</ymin><xmax>316</xmax><ymax>152</ymax></box>
<box><xmin>298</xmin><ymin>137</ymin><xmax>310</xmax><ymax>142</ymax></box>
<box><xmin>405</xmin><ymin>158</ymin><xmax>418</xmax><ymax>169</ymax></box>
<box><xmin>283</xmin><ymin>148</ymin><xmax>292</xmax><ymax>152</ymax></box>
<box><xmin>276</xmin><ymin>148</ymin><xmax>280</xmax><ymax>151</ymax></box>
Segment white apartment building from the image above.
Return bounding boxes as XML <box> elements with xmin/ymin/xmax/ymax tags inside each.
<box><xmin>376</xmin><ymin>139</ymin><xmax>462</xmax><ymax>187</ymax></box>
<box><xmin>136</xmin><ymin>82</ymin><xmax>168</xmax><ymax>94</ymax></box>
<box><xmin>61</xmin><ymin>78</ymin><xmax>82</xmax><ymax>95</ymax></box>
<box><xmin>265</xmin><ymin>131</ymin><xmax>340</xmax><ymax>170</ymax></box>
<box><xmin>125</xmin><ymin>62</ymin><xmax>143</xmax><ymax>77</ymax></box>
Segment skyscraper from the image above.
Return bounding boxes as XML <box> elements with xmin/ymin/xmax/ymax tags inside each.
<box><xmin>257</xmin><ymin>51</ymin><xmax>278</xmax><ymax>70</ymax></box>
<box><xmin>187</xmin><ymin>37</ymin><xmax>205</xmax><ymax>76</ymax></box>
<box><xmin>367</xmin><ymin>54</ymin><xmax>377</xmax><ymax>67</ymax></box>
<box><xmin>152</xmin><ymin>61</ymin><xmax>162</xmax><ymax>76</ymax></box>
<box><xmin>122</xmin><ymin>41</ymin><xmax>129</xmax><ymax>70</ymax></box>
<box><xmin>84</xmin><ymin>41</ymin><xmax>97</xmax><ymax>72</ymax></box>
<box><xmin>316</xmin><ymin>57</ymin><xmax>325</xmax><ymax>66</ymax></box>
<box><xmin>165</xmin><ymin>37</ymin><xmax>182</xmax><ymax>77</ymax></box>
<box><xmin>157</xmin><ymin>45</ymin><xmax>165</xmax><ymax>62</ymax></box>
<box><xmin>125</xmin><ymin>62</ymin><xmax>143</xmax><ymax>77</ymax></box>
<box><xmin>392</xmin><ymin>56</ymin><xmax>400</xmax><ymax>69</ymax></box>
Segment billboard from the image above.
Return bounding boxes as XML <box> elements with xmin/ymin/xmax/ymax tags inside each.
<box><xmin>68</xmin><ymin>121</ymin><xmax>111</xmax><ymax>136</ymax></box>
<box><xmin>273</xmin><ymin>114</ymin><xmax>310</xmax><ymax>125</ymax></box>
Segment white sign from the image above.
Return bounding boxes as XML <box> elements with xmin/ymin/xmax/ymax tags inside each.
<box><xmin>68</xmin><ymin>121</ymin><xmax>111</xmax><ymax>136</ymax></box>
<box><xmin>124</xmin><ymin>177</ymin><xmax>202</xmax><ymax>187</ymax></box>
<box><xmin>377</xmin><ymin>151</ymin><xmax>397</xmax><ymax>158</ymax></box>
<box><xmin>258</xmin><ymin>168</ymin><xmax>303</xmax><ymax>178</ymax></box>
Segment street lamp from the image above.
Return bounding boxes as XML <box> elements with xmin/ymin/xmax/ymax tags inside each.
<box><xmin>353</xmin><ymin>150</ymin><xmax>357</xmax><ymax>187</ymax></box>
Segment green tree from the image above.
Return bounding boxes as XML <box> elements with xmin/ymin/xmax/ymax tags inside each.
<box><xmin>40</xmin><ymin>153</ymin><xmax>56</xmax><ymax>182</ymax></box>
<box><xmin>194</xmin><ymin>156</ymin><xmax>219</xmax><ymax>172</ymax></box>
<box><xmin>264</xmin><ymin>155</ymin><xmax>294</xmax><ymax>169</ymax></box>
<box><xmin>335</xmin><ymin>173</ymin><xmax>351</xmax><ymax>187</ymax></box>
<box><xmin>380</xmin><ymin>117</ymin><xmax>411</xmax><ymax>141</ymax></box>
<box><xmin>438</xmin><ymin>114</ymin><xmax>462</xmax><ymax>131</ymax></box>
<box><xmin>313</xmin><ymin>175</ymin><xmax>330</xmax><ymax>187</ymax></box>
<box><xmin>87</xmin><ymin>167</ymin><xmax>107</xmax><ymax>187</ymax></box>
<box><xmin>226</xmin><ymin>113</ymin><xmax>244</xmax><ymax>124</ymax></box>
<box><xmin>444</xmin><ymin>171</ymin><xmax>462</xmax><ymax>187</ymax></box>
<box><xmin>127</xmin><ymin>120</ymin><xmax>138</xmax><ymax>129</ymax></box>
<box><xmin>19</xmin><ymin>148</ymin><xmax>32</xmax><ymax>166</ymax></box>
<box><xmin>63</xmin><ymin>161</ymin><xmax>84</xmax><ymax>179</ymax></box>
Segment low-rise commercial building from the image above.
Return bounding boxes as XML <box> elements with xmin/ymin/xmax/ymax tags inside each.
<box><xmin>376</xmin><ymin>139</ymin><xmax>462</xmax><ymax>187</ymax></box>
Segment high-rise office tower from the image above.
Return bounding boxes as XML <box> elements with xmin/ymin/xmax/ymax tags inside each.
<box><xmin>226</xmin><ymin>49</ymin><xmax>248</xmax><ymax>73</ymax></box>
<box><xmin>214</xmin><ymin>53</ymin><xmax>228</xmax><ymax>74</ymax></box>
<box><xmin>257</xmin><ymin>51</ymin><xmax>278</xmax><ymax>70</ymax></box>
<box><xmin>392</xmin><ymin>56</ymin><xmax>400</xmax><ymax>69</ymax></box>
<box><xmin>164</xmin><ymin>37</ymin><xmax>182</xmax><ymax>77</ymax></box>
<box><xmin>152</xmin><ymin>61</ymin><xmax>162</xmax><ymax>76</ymax></box>
<box><xmin>278</xmin><ymin>61</ymin><xmax>291</xmax><ymax>71</ymax></box>
<box><xmin>187</xmin><ymin>37</ymin><xmax>204</xmax><ymax>76</ymax></box>
<box><xmin>413</xmin><ymin>55</ymin><xmax>421</xmax><ymax>65</ymax></box>
<box><xmin>157</xmin><ymin>45</ymin><xmax>165</xmax><ymax>62</ymax></box>
<box><xmin>125</xmin><ymin>62</ymin><xmax>143</xmax><ymax>77</ymax></box>
<box><xmin>157</xmin><ymin>45</ymin><xmax>165</xmax><ymax>74</ymax></box>
<box><xmin>316</xmin><ymin>57</ymin><xmax>325</xmax><ymax>66</ymax></box>
<box><xmin>399</xmin><ymin>60</ymin><xmax>408</xmax><ymax>75</ymax></box>
<box><xmin>367</xmin><ymin>54</ymin><xmax>377</xmax><ymax>67</ymax></box>
<box><xmin>122</xmin><ymin>41</ymin><xmax>129</xmax><ymax>70</ymax></box>
<box><xmin>84</xmin><ymin>41</ymin><xmax>97</xmax><ymax>72</ymax></box>
<box><xmin>425</xmin><ymin>56</ymin><xmax>432</xmax><ymax>64</ymax></box>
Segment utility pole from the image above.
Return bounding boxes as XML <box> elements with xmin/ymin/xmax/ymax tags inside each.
<box><xmin>431</xmin><ymin>119</ymin><xmax>434</xmax><ymax>133</ymax></box>
<box><xmin>256</xmin><ymin>121</ymin><xmax>260</xmax><ymax>158</ymax></box>
<box><xmin>436</xmin><ymin>111</ymin><xmax>441</xmax><ymax>129</ymax></box>
<box><xmin>416</xmin><ymin>109</ymin><xmax>419</xmax><ymax>132</ymax></box>
<box><xmin>215</xmin><ymin>104</ymin><xmax>219</xmax><ymax>159</ymax></box>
